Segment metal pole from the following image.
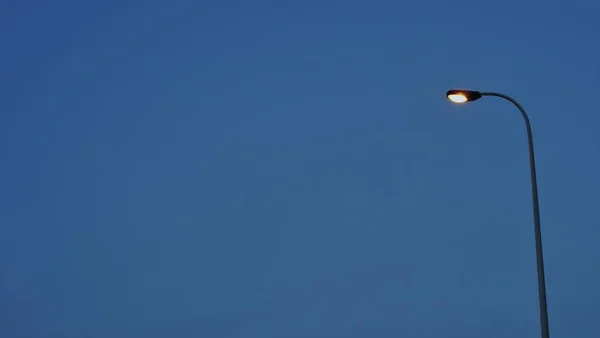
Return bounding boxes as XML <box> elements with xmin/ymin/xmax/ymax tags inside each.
<box><xmin>480</xmin><ymin>92</ymin><xmax>550</xmax><ymax>338</ymax></box>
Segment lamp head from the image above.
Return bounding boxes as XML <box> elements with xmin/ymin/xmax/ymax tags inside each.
<box><xmin>446</xmin><ymin>89</ymin><xmax>482</xmax><ymax>103</ymax></box>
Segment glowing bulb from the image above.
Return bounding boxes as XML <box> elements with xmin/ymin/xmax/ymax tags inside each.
<box><xmin>447</xmin><ymin>93</ymin><xmax>468</xmax><ymax>103</ymax></box>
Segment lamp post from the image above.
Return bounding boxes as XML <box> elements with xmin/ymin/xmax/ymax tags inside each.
<box><xmin>446</xmin><ymin>89</ymin><xmax>550</xmax><ymax>338</ymax></box>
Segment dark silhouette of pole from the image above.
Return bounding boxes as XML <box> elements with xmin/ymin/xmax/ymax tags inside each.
<box><xmin>480</xmin><ymin>92</ymin><xmax>549</xmax><ymax>338</ymax></box>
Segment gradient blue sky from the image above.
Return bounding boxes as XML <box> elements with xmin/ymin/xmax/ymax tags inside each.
<box><xmin>2</xmin><ymin>1</ymin><xmax>600</xmax><ymax>337</ymax></box>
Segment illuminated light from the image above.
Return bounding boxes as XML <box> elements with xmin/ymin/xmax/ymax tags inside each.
<box><xmin>446</xmin><ymin>89</ymin><xmax>482</xmax><ymax>103</ymax></box>
<box><xmin>447</xmin><ymin>93</ymin><xmax>468</xmax><ymax>103</ymax></box>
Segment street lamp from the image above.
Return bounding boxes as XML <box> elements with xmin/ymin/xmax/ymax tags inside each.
<box><xmin>446</xmin><ymin>89</ymin><xmax>550</xmax><ymax>338</ymax></box>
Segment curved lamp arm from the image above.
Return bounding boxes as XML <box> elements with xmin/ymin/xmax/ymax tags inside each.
<box><xmin>478</xmin><ymin>91</ymin><xmax>549</xmax><ymax>338</ymax></box>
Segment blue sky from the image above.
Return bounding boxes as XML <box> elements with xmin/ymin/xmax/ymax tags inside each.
<box><xmin>1</xmin><ymin>1</ymin><xmax>600</xmax><ymax>337</ymax></box>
